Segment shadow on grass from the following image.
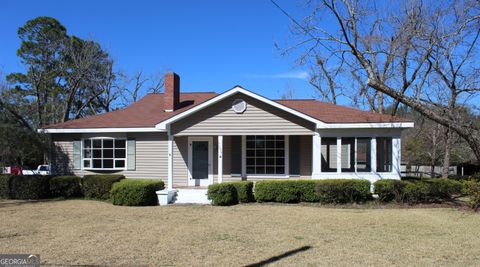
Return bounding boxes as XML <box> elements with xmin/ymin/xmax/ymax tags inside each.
<box><xmin>244</xmin><ymin>245</ymin><xmax>312</xmax><ymax>267</ymax></box>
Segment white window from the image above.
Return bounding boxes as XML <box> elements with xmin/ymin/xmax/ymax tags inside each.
<box><xmin>82</xmin><ymin>138</ymin><xmax>126</xmax><ymax>170</ymax></box>
<box><xmin>246</xmin><ymin>135</ymin><xmax>285</xmax><ymax>175</ymax></box>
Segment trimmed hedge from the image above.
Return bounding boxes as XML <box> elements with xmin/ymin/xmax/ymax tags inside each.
<box><xmin>374</xmin><ymin>178</ymin><xmax>463</xmax><ymax>204</ymax></box>
<box><xmin>0</xmin><ymin>174</ymin><xmax>13</xmax><ymax>198</ymax></box>
<box><xmin>83</xmin><ymin>175</ymin><xmax>125</xmax><ymax>200</ymax></box>
<box><xmin>49</xmin><ymin>176</ymin><xmax>83</xmax><ymax>198</ymax></box>
<box><xmin>225</xmin><ymin>181</ymin><xmax>255</xmax><ymax>203</ymax></box>
<box><xmin>254</xmin><ymin>180</ymin><xmax>321</xmax><ymax>203</ymax></box>
<box><xmin>463</xmin><ymin>180</ymin><xmax>480</xmax><ymax>211</ymax></box>
<box><xmin>110</xmin><ymin>179</ymin><xmax>164</xmax><ymax>206</ymax></box>
<box><xmin>207</xmin><ymin>183</ymin><xmax>238</xmax><ymax>206</ymax></box>
<box><xmin>315</xmin><ymin>179</ymin><xmax>371</xmax><ymax>204</ymax></box>
<box><xmin>254</xmin><ymin>179</ymin><xmax>371</xmax><ymax>204</ymax></box>
<box><xmin>9</xmin><ymin>175</ymin><xmax>53</xmax><ymax>199</ymax></box>
<box><xmin>374</xmin><ymin>179</ymin><xmax>408</xmax><ymax>202</ymax></box>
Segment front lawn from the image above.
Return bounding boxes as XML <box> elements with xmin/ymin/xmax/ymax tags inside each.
<box><xmin>0</xmin><ymin>200</ymin><xmax>479</xmax><ymax>266</ymax></box>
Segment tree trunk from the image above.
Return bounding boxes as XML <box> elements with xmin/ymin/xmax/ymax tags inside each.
<box><xmin>442</xmin><ymin>128</ymin><xmax>452</xmax><ymax>178</ymax></box>
<box><xmin>431</xmin><ymin>149</ymin><xmax>436</xmax><ymax>178</ymax></box>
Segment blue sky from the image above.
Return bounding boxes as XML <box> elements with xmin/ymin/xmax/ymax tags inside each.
<box><xmin>0</xmin><ymin>0</ymin><xmax>320</xmax><ymax>100</ymax></box>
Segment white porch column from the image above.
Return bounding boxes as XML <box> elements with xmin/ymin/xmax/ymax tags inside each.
<box><xmin>336</xmin><ymin>137</ymin><xmax>342</xmax><ymax>173</ymax></box>
<box><xmin>312</xmin><ymin>132</ymin><xmax>321</xmax><ymax>178</ymax></box>
<box><xmin>371</xmin><ymin>137</ymin><xmax>377</xmax><ymax>173</ymax></box>
<box><xmin>393</xmin><ymin>137</ymin><xmax>401</xmax><ymax>177</ymax></box>
<box><xmin>218</xmin><ymin>135</ymin><xmax>223</xmax><ymax>183</ymax></box>
<box><xmin>167</xmin><ymin>130</ymin><xmax>173</xmax><ymax>190</ymax></box>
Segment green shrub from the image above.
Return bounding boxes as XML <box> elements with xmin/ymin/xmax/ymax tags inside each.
<box><xmin>224</xmin><ymin>181</ymin><xmax>254</xmax><ymax>203</ymax></box>
<box><xmin>374</xmin><ymin>179</ymin><xmax>408</xmax><ymax>202</ymax></box>
<box><xmin>402</xmin><ymin>179</ymin><xmax>463</xmax><ymax>204</ymax></box>
<box><xmin>375</xmin><ymin>178</ymin><xmax>463</xmax><ymax>204</ymax></box>
<box><xmin>0</xmin><ymin>174</ymin><xmax>13</xmax><ymax>199</ymax></box>
<box><xmin>403</xmin><ymin>181</ymin><xmax>430</xmax><ymax>203</ymax></box>
<box><xmin>426</xmin><ymin>179</ymin><xmax>463</xmax><ymax>199</ymax></box>
<box><xmin>315</xmin><ymin>179</ymin><xmax>371</xmax><ymax>204</ymax></box>
<box><xmin>207</xmin><ymin>183</ymin><xmax>238</xmax><ymax>206</ymax></box>
<box><xmin>83</xmin><ymin>174</ymin><xmax>125</xmax><ymax>200</ymax></box>
<box><xmin>9</xmin><ymin>175</ymin><xmax>52</xmax><ymax>199</ymax></box>
<box><xmin>254</xmin><ymin>180</ymin><xmax>305</xmax><ymax>203</ymax></box>
<box><xmin>254</xmin><ymin>179</ymin><xmax>369</xmax><ymax>204</ymax></box>
<box><xmin>49</xmin><ymin>176</ymin><xmax>83</xmax><ymax>198</ymax></box>
<box><xmin>254</xmin><ymin>180</ymin><xmax>284</xmax><ymax>202</ymax></box>
<box><xmin>110</xmin><ymin>179</ymin><xmax>164</xmax><ymax>206</ymax></box>
<box><xmin>463</xmin><ymin>180</ymin><xmax>480</xmax><ymax>211</ymax></box>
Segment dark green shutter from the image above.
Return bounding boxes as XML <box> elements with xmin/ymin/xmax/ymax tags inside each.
<box><xmin>230</xmin><ymin>136</ymin><xmax>242</xmax><ymax>176</ymax></box>
<box><xmin>73</xmin><ymin>140</ymin><xmax>81</xmax><ymax>170</ymax></box>
<box><xmin>127</xmin><ymin>139</ymin><xmax>136</xmax><ymax>170</ymax></box>
<box><xmin>289</xmin><ymin>136</ymin><xmax>300</xmax><ymax>175</ymax></box>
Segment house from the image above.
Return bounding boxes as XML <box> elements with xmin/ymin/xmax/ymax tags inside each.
<box><xmin>42</xmin><ymin>72</ymin><xmax>413</xmax><ymax>204</ymax></box>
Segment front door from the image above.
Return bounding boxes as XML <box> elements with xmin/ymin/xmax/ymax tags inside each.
<box><xmin>188</xmin><ymin>137</ymin><xmax>213</xmax><ymax>186</ymax></box>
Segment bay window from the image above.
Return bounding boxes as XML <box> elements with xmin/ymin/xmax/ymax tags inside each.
<box><xmin>82</xmin><ymin>138</ymin><xmax>126</xmax><ymax>169</ymax></box>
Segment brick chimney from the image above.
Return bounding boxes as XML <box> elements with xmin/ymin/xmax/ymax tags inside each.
<box><xmin>164</xmin><ymin>72</ymin><xmax>180</xmax><ymax>112</ymax></box>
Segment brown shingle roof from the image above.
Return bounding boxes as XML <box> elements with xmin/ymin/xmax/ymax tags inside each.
<box><xmin>45</xmin><ymin>92</ymin><xmax>218</xmax><ymax>129</ymax></box>
<box><xmin>276</xmin><ymin>99</ymin><xmax>411</xmax><ymax>123</ymax></box>
<box><xmin>45</xmin><ymin>92</ymin><xmax>411</xmax><ymax>129</ymax></box>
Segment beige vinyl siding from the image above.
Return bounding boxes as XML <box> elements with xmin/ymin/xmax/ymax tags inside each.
<box><xmin>172</xmin><ymin>136</ymin><xmax>188</xmax><ymax>186</ymax></box>
<box><xmin>52</xmin><ymin>133</ymin><xmax>168</xmax><ymax>182</ymax></box>
<box><xmin>171</xmin><ymin>93</ymin><xmax>315</xmax><ymax>136</ymax></box>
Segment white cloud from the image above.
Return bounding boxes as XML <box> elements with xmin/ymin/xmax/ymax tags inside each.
<box><xmin>245</xmin><ymin>71</ymin><xmax>309</xmax><ymax>80</ymax></box>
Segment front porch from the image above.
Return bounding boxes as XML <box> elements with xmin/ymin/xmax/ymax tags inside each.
<box><xmin>160</xmin><ymin>132</ymin><xmax>402</xmax><ymax>204</ymax></box>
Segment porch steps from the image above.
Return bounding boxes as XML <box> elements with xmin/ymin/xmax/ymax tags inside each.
<box><xmin>173</xmin><ymin>188</ymin><xmax>211</xmax><ymax>204</ymax></box>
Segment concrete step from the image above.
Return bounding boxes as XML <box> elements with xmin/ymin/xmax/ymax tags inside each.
<box><xmin>173</xmin><ymin>188</ymin><xmax>211</xmax><ymax>204</ymax></box>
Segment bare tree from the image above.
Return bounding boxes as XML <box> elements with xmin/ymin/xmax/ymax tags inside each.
<box><xmin>308</xmin><ymin>56</ymin><xmax>341</xmax><ymax>104</ymax></box>
<box><xmin>276</xmin><ymin>0</ymin><xmax>480</xmax><ymax>161</ymax></box>
<box><xmin>280</xmin><ymin>83</ymin><xmax>296</xmax><ymax>99</ymax></box>
<box><xmin>119</xmin><ymin>70</ymin><xmax>164</xmax><ymax>106</ymax></box>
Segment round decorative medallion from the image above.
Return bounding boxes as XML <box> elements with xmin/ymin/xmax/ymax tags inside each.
<box><xmin>232</xmin><ymin>99</ymin><xmax>247</xmax><ymax>113</ymax></box>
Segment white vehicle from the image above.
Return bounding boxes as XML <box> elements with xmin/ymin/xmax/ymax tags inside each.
<box><xmin>22</xmin><ymin>165</ymin><xmax>51</xmax><ymax>176</ymax></box>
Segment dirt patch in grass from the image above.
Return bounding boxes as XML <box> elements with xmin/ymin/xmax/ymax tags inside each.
<box><xmin>1</xmin><ymin>200</ymin><xmax>479</xmax><ymax>266</ymax></box>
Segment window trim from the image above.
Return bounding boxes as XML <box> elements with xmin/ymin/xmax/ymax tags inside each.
<box><xmin>81</xmin><ymin>137</ymin><xmax>128</xmax><ymax>171</ymax></box>
<box><xmin>242</xmin><ymin>135</ymin><xmax>290</xmax><ymax>178</ymax></box>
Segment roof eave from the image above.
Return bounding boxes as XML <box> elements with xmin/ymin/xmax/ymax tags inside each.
<box><xmin>319</xmin><ymin>122</ymin><xmax>414</xmax><ymax>129</ymax></box>
<box><xmin>39</xmin><ymin>127</ymin><xmax>165</xmax><ymax>133</ymax></box>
